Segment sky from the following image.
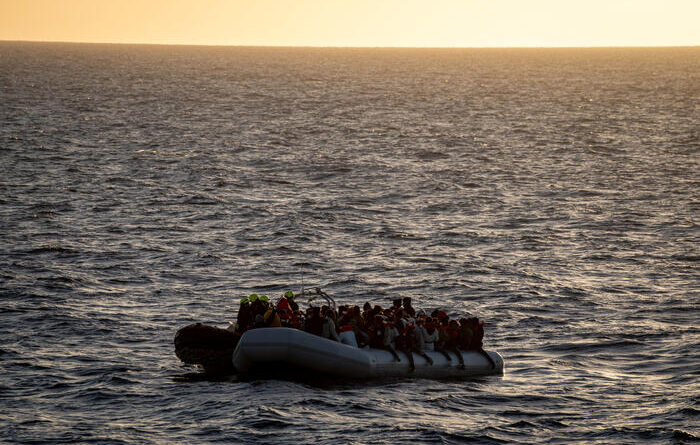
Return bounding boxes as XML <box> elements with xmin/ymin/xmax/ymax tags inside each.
<box><xmin>1</xmin><ymin>0</ymin><xmax>698</xmax><ymax>47</ymax></box>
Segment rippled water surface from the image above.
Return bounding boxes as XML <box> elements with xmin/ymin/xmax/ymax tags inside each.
<box><xmin>1</xmin><ymin>42</ymin><xmax>698</xmax><ymax>444</ymax></box>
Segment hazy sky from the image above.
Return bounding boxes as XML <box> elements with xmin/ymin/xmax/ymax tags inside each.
<box><xmin>1</xmin><ymin>0</ymin><xmax>698</xmax><ymax>47</ymax></box>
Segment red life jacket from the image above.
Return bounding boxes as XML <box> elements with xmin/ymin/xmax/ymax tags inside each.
<box><xmin>400</xmin><ymin>319</ymin><xmax>414</xmax><ymax>336</ymax></box>
<box><xmin>277</xmin><ymin>297</ymin><xmax>292</xmax><ymax>320</ymax></box>
<box><xmin>447</xmin><ymin>326</ymin><xmax>460</xmax><ymax>340</ymax></box>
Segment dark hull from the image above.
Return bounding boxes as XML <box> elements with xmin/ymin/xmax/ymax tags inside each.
<box><xmin>174</xmin><ymin>323</ymin><xmax>239</xmax><ymax>374</ymax></box>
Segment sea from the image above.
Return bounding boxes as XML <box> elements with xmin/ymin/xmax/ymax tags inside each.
<box><xmin>0</xmin><ymin>42</ymin><xmax>698</xmax><ymax>444</ymax></box>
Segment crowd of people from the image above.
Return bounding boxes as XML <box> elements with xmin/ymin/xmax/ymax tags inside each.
<box><xmin>234</xmin><ymin>292</ymin><xmax>495</xmax><ymax>370</ymax></box>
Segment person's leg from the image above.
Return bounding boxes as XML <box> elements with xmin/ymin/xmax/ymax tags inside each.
<box><xmin>436</xmin><ymin>345</ymin><xmax>452</xmax><ymax>362</ymax></box>
<box><xmin>418</xmin><ymin>351</ymin><xmax>433</xmax><ymax>365</ymax></box>
<box><xmin>451</xmin><ymin>347</ymin><xmax>465</xmax><ymax>368</ymax></box>
<box><xmin>400</xmin><ymin>346</ymin><xmax>415</xmax><ymax>370</ymax></box>
<box><xmin>386</xmin><ymin>345</ymin><xmax>401</xmax><ymax>362</ymax></box>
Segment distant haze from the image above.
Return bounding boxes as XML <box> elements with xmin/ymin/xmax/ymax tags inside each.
<box><xmin>1</xmin><ymin>0</ymin><xmax>699</xmax><ymax>47</ymax></box>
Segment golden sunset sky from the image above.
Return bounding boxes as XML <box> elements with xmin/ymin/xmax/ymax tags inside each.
<box><xmin>1</xmin><ymin>0</ymin><xmax>698</xmax><ymax>47</ymax></box>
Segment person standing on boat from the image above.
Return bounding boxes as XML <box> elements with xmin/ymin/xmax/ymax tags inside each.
<box><xmin>392</xmin><ymin>298</ymin><xmax>402</xmax><ymax>314</ymax></box>
<box><xmin>236</xmin><ymin>296</ymin><xmax>252</xmax><ymax>333</ymax></box>
<box><xmin>402</xmin><ymin>297</ymin><xmax>416</xmax><ymax>317</ymax></box>
<box><xmin>362</xmin><ymin>302</ymin><xmax>372</xmax><ymax>320</ymax></box>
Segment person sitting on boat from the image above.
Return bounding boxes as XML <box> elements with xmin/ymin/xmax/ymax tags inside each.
<box><xmin>350</xmin><ymin>305</ymin><xmax>370</xmax><ymax>347</ymax></box>
<box><xmin>320</xmin><ymin>306</ymin><xmax>340</xmax><ymax>341</ymax></box>
<box><xmin>442</xmin><ymin>319</ymin><xmax>465</xmax><ymax>368</ymax></box>
<box><xmin>367</xmin><ymin>314</ymin><xmax>385</xmax><ymax>349</ymax></box>
<box><xmin>418</xmin><ymin>316</ymin><xmax>439</xmax><ymax>351</ymax></box>
<box><xmin>458</xmin><ymin>317</ymin><xmax>474</xmax><ymax>350</ymax></box>
<box><xmin>364</xmin><ymin>305</ymin><xmax>383</xmax><ymax>326</ymax></box>
<box><xmin>248</xmin><ymin>294</ymin><xmax>269</xmax><ymax>327</ymax></box>
<box><xmin>460</xmin><ymin>317</ymin><xmax>495</xmax><ymax>369</ymax></box>
<box><xmin>421</xmin><ymin>316</ymin><xmax>452</xmax><ymax>362</ymax></box>
<box><xmin>338</xmin><ymin>306</ymin><xmax>369</xmax><ymax>348</ymax></box>
<box><xmin>284</xmin><ymin>290</ymin><xmax>299</xmax><ymax>312</ymax></box>
<box><xmin>382</xmin><ymin>317</ymin><xmax>401</xmax><ymax>362</ymax></box>
<box><xmin>394</xmin><ymin>312</ymin><xmax>424</xmax><ymax>371</ymax></box>
<box><xmin>288</xmin><ymin>309</ymin><xmax>304</xmax><ymax>330</ymax></box>
<box><xmin>305</xmin><ymin>306</ymin><xmax>323</xmax><ymax>336</ymax></box>
<box><xmin>276</xmin><ymin>293</ymin><xmax>294</xmax><ymax>327</ymax></box>
<box><xmin>393</xmin><ymin>310</ymin><xmax>414</xmax><ymax>369</ymax></box>
<box><xmin>263</xmin><ymin>298</ymin><xmax>282</xmax><ymax>327</ymax></box>
<box><xmin>432</xmin><ymin>309</ymin><xmax>449</xmax><ymax>326</ymax></box>
<box><xmin>408</xmin><ymin>316</ymin><xmax>433</xmax><ymax>366</ymax></box>
<box><xmin>338</xmin><ymin>324</ymin><xmax>358</xmax><ymax>347</ymax></box>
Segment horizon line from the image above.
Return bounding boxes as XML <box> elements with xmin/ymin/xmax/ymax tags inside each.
<box><xmin>2</xmin><ymin>39</ymin><xmax>699</xmax><ymax>50</ymax></box>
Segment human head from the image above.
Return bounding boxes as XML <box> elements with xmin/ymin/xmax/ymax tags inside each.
<box><xmin>402</xmin><ymin>297</ymin><xmax>412</xmax><ymax>306</ymax></box>
<box><xmin>392</xmin><ymin>298</ymin><xmax>401</xmax><ymax>308</ymax></box>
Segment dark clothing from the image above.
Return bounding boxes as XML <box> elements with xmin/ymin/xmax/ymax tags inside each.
<box><xmin>236</xmin><ymin>303</ymin><xmax>252</xmax><ymax>332</ymax></box>
<box><xmin>305</xmin><ymin>316</ymin><xmax>323</xmax><ymax>337</ymax></box>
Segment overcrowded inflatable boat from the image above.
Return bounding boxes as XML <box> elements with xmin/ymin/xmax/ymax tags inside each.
<box><xmin>174</xmin><ymin>324</ymin><xmax>504</xmax><ymax>379</ymax></box>
<box><xmin>233</xmin><ymin>327</ymin><xmax>503</xmax><ymax>379</ymax></box>
<box><xmin>174</xmin><ymin>288</ymin><xmax>504</xmax><ymax>380</ymax></box>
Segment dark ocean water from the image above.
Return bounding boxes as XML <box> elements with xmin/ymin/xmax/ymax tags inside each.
<box><xmin>1</xmin><ymin>42</ymin><xmax>698</xmax><ymax>444</ymax></box>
